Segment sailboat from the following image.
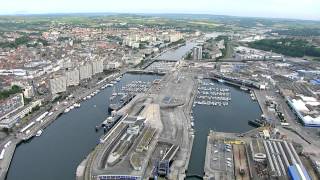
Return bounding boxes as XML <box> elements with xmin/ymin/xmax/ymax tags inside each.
<box><xmin>112</xmin><ymin>86</ymin><xmax>117</xmax><ymax>96</ymax></box>
<box><xmin>110</xmin><ymin>86</ymin><xmax>117</xmax><ymax>101</ymax></box>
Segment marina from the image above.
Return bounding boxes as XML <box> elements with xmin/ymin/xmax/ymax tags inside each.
<box><xmin>120</xmin><ymin>81</ymin><xmax>153</xmax><ymax>94</ymax></box>
<box><xmin>194</xmin><ymin>80</ymin><xmax>231</xmax><ymax>107</ymax></box>
<box><xmin>186</xmin><ymin>79</ymin><xmax>261</xmax><ymax>178</ymax></box>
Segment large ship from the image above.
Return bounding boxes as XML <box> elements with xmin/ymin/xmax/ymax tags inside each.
<box><xmin>108</xmin><ymin>94</ymin><xmax>135</xmax><ymax>113</ymax></box>
<box><xmin>248</xmin><ymin>119</ymin><xmax>264</xmax><ymax>127</ymax></box>
<box><xmin>101</xmin><ymin>115</ymin><xmax>123</xmax><ymax>128</ymax></box>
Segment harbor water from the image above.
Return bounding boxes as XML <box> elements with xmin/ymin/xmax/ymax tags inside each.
<box><xmin>6</xmin><ymin>73</ymin><xmax>160</xmax><ymax>180</ymax></box>
<box><xmin>186</xmin><ymin>79</ymin><xmax>261</xmax><ymax>178</ymax></box>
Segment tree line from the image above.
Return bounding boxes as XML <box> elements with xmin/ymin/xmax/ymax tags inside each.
<box><xmin>249</xmin><ymin>38</ymin><xmax>320</xmax><ymax>57</ymax></box>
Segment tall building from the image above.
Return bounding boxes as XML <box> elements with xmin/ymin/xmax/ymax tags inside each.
<box><xmin>169</xmin><ymin>32</ymin><xmax>182</xmax><ymax>42</ymax></box>
<box><xmin>23</xmin><ymin>86</ymin><xmax>34</xmax><ymax>98</ymax></box>
<box><xmin>79</xmin><ymin>63</ymin><xmax>93</xmax><ymax>80</ymax></box>
<box><xmin>193</xmin><ymin>46</ymin><xmax>203</xmax><ymax>60</ymax></box>
<box><xmin>92</xmin><ymin>60</ymin><xmax>103</xmax><ymax>75</ymax></box>
<box><xmin>66</xmin><ymin>69</ymin><xmax>80</xmax><ymax>86</ymax></box>
<box><xmin>49</xmin><ymin>75</ymin><xmax>67</xmax><ymax>94</ymax></box>
<box><xmin>104</xmin><ymin>62</ymin><xmax>121</xmax><ymax>70</ymax></box>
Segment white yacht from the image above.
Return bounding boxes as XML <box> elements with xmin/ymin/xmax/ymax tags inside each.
<box><xmin>36</xmin><ymin>130</ymin><xmax>43</xmax><ymax>137</ymax></box>
<box><xmin>64</xmin><ymin>108</ymin><xmax>70</xmax><ymax>113</ymax></box>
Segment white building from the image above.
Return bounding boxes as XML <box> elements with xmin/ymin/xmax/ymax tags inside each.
<box><xmin>217</xmin><ymin>40</ymin><xmax>225</xmax><ymax>50</ymax></box>
<box><xmin>286</xmin><ymin>96</ymin><xmax>320</xmax><ymax>127</ymax></box>
<box><xmin>0</xmin><ymin>99</ymin><xmax>42</xmax><ymax>129</ymax></box>
<box><xmin>104</xmin><ymin>62</ymin><xmax>121</xmax><ymax>70</ymax></box>
<box><xmin>79</xmin><ymin>63</ymin><xmax>93</xmax><ymax>80</ymax></box>
<box><xmin>23</xmin><ymin>86</ymin><xmax>34</xmax><ymax>98</ymax></box>
<box><xmin>193</xmin><ymin>46</ymin><xmax>202</xmax><ymax>60</ymax></box>
<box><xmin>219</xmin><ymin>64</ymin><xmax>234</xmax><ymax>73</ymax></box>
<box><xmin>66</xmin><ymin>69</ymin><xmax>80</xmax><ymax>86</ymax></box>
<box><xmin>92</xmin><ymin>60</ymin><xmax>103</xmax><ymax>75</ymax></box>
<box><xmin>169</xmin><ymin>33</ymin><xmax>182</xmax><ymax>42</ymax></box>
<box><xmin>49</xmin><ymin>75</ymin><xmax>67</xmax><ymax>94</ymax></box>
<box><xmin>212</xmin><ymin>49</ymin><xmax>223</xmax><ymax>59</ymax></box>
<box><xmin>0</xmin><ymin>93</ymin><xmax>24</xmax><ymax>120</ymax></box>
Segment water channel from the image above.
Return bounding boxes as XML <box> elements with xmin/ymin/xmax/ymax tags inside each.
<box><xmin>157</xmin><ymin>42</ymin><xmax>197</xmax><ymax>61</ymax></box>
<box><xmin>186</xmin><ymin>79</ymin><xmax>261</xmax><ymax>178</ymax></box>
<box><xmin>6</xmin><ymin>73</ymin><xmax>160</xmax><ymax>180</ymax></box>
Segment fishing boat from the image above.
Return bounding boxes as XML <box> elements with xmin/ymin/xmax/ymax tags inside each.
<box><xmin>240</xmin><ymin>86</ymin><xmax>249</xmax><ymax>91</ymax></box>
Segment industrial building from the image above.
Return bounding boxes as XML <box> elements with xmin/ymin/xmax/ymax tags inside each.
<box><xmin>286</xmin><ymin>96</ymin><xmax>320</xmax><ymax>127</ymax></box>
<box><xmin>250</xmin><ymin>139</ymin><xmax>267</xmax><ymax>162</ymax></box>
<box><xmin>288</xmin><ymin>164</ymin><xmax>311</xmax><ymax>180</ymax></box>
<box><xmin>251</xmin><ymin>139</ymin><xmax>311</xmax><ymax>179</ymax></box>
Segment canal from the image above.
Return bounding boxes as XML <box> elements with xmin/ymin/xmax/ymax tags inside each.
<box><xmin>158</xmin><ymin>42</ymin><xmax>197</xmax><ymax>61</ymax></box>
<box><xmin>6</xmin><ymin>73</ymin><xmax>160</xmax><ymax>180</ymax></box>
<box><xmin>186</xmin><ymin>79</ymin><xmax>261</xmax><ymax>178</ymax></box>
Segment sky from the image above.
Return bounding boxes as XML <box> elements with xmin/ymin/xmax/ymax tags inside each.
<box><xmin>0</xmin><ymin>0</ymin><xmax>319</xmax><ymax>20</ymax></box>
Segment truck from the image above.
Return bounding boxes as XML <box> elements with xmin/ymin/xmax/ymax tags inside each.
<box><xmin>281</xmin><ymin>122</ymin><xmax>290</xmax><ymax>126</ymax></box>
<box><xmin>239</xmin><ymin>167</ymin><xmax>246</xmax><ymax>176</ymax></box>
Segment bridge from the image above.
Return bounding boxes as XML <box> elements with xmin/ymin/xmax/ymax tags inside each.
<box><xmin>205</xmin><ymin>76</ymin><xmax>251</xmax><ymax>90</ymax></box>
<box><xmin>127</xmin><ymin>69</ymin><xmax>166</xmax><ymax>75</ymax></box>
<box><xmin>207</xmin><ymin>73</ymin><xmax>261</xmax><ymax>89</ymax></box>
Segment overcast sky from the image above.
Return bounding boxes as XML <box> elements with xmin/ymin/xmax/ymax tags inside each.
<box><xmin>0</xmin><ymin>0</ymin><xmax>319</xmax><ymax>20</ymax></box>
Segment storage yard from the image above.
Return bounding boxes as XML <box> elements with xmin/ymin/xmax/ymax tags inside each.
<box><xmin>204</xmin><ymin>129</ymin><xmax>317</xmax><ymax>180</ymax></box>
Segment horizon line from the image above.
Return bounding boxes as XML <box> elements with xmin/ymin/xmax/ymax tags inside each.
<box><xmin>0</xmin><ymin>11</ymin><xmax>319</xmax><ymax>22</ymax></box>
